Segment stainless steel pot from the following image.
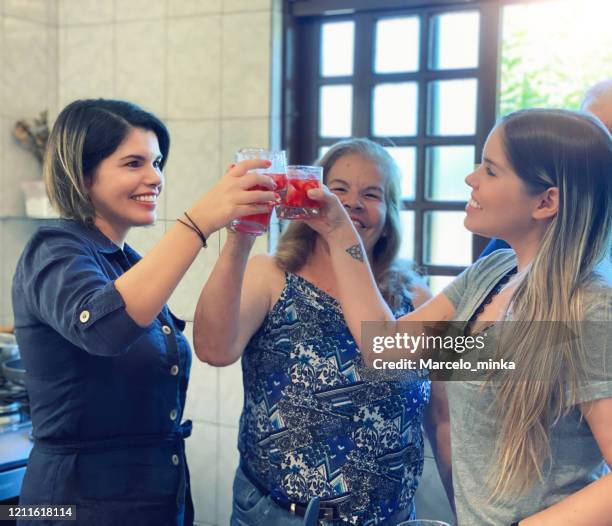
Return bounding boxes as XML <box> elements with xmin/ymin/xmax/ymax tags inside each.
<box><xmin>1</xmin><ymin>359</ymin><xmax>25</xmax><ymax>386</ymax></box>
<box><xmin>0</xmin><ymin>333</ymin><xmax>19</xmax><ymax>363</ymax></box>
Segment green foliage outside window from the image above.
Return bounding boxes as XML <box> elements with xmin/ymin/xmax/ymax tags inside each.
<box><xmin>499</xmin><ymin>0</ymin><xmax>612</xmax><ymax>116</ymax></box>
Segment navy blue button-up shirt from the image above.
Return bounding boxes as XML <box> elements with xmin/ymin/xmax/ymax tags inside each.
<box><xmin>12</xmin><ymin>219</ymin><xmax>193</xmax><ymax>526</ymax></box>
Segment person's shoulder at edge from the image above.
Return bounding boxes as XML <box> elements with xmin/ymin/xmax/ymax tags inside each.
<box><xmin>471</xmin><ymin>247</ymin><xmax>517</xmax><ymax>273</ymax></box>
<box><xmin>246</xmin><ymin>252</ymin><xmax>286</xmax><ymax>300</ymax></box>
<box><xmin>440</xmin><ymin>248</ymin><xmax>516</xmax><ymax>310</ymax></box>
<box><xmin>24</xmin><ymin>218</ymin><xmax>96</xmax><ymax>249</ymax></box>
<box><xmin>478</xmin><ymin>238</ymin><xmax>511</xmax><ymax>259</ymax></box>
<box><xmin>449</xmin><ymin>247</ymin><xmax>517</xmax><ymax>282</ymax></box>
<box><xmin>248</xmin><ymin>252</ymin><xmax>283</xmax><ymax>274</ymax></box>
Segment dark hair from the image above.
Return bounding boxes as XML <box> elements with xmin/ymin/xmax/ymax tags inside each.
<box><xmin>500</xmin><ymin>108</ymin><xmax>611</xmax><ymax>275</ymax></box>
<box><xmin>44</xmin><ymin>99</ymin><xmax>170</xmax><ymax>223</ymax></box>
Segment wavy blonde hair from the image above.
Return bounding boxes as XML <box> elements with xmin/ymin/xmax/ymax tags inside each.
<box><xmin>488</xmin><ymin>109</ymin><xmax>612</xmax><ymax>498</ymax></box>
<box><xmin>275</xmin><ymin>138</ymin><xmax>418</xmax><ymax>310</ymax></box>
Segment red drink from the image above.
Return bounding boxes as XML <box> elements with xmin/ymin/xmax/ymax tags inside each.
<box><xmin>229</xmin><ymin>149</ymin><xmax>287</xmax><ymax>236</ymax></box>
<box><xmin>232</xmin><ymin>173</ymin><xmax>287</xmax><ymax>235</ymax></box>
<box><xmin>276</xmin><ymin>165</ymin><xmax>323</xmax><ymax>220</ymax></box>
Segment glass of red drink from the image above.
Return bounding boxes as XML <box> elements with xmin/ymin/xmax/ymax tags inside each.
<box><xmin>275</xmin><ymin>165</ymin><xmax>323</xmax><ymax>220</ymax></box>
<box><xmin>229</xmin><ymin>148</ymin><xmax>287</xmax><ymax>235</ymax></box>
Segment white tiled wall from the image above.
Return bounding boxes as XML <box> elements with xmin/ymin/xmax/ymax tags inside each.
<box><xmin>0</xmin><ymin>0</ymin><xmax>56</xmax><ymax>219</ymax></box>
<box><xmin>115</xmin><ymin>20</ymin><xmax>166</xmax><ymax>113</ymax></box>
<box><xmin>167</xmin><ymin>16</ymin><xmax>222</xmax><ymax>120</ymax></box>
<box><xmin>0</xmin><ymin>0</ymin><xmax>58</xmax><ymax>324</ymax></box>
<box><xmin>221</xmin><ymin>11</ymin><xmax>271</xmax><ymax>118</ymax></box>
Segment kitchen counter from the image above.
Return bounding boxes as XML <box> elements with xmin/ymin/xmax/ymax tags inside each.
<box><xmin>0</xmin><ymin>427</ymin><xmax>32</xmax><ymax>471</ymax></box>
<box><xmin>0</xmin><ymin>426</ymin><xmax>33</xmax><ymax>501</ymax></box>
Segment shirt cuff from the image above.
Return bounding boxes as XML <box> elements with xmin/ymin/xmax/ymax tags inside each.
<box><xmin>72</xmin><ymin>281</ymin><xmax>149</xmax><ymax>356</ymax></box>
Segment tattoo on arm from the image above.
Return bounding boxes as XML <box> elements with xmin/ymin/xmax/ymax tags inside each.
<box><xmin>345</xmin><ymin>244</ymin><xmax>364</xmax><ymax>262</ymax></box>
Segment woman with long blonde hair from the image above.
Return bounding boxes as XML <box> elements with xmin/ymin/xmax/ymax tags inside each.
<box><xmin>304</xmin><ymin>109</ymin><xmax>611</xmax><ymax>525</ymax></box>
<box><xmin>194</xmin><ymin>138</ymin><xmax>454</xmax><ymax>525</ymax></box>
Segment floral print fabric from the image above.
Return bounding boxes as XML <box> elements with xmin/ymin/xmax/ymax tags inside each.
<box><xmin>237</xmin><ymin>273</ymin><xmax>430</xmax><ymax>525</ymax></box>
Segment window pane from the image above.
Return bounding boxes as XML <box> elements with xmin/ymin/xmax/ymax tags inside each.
<box><xmin>428</xmin><ymin>275</ymin><xmax>456</xmax><ymax>295</ymax></box>
<box><xmin>321</xmin><ymin>21</ymin><xmax>355</xmax><ymax>77</ymax></box>
<box><xmin>386</xmin><ymin>146</ymin><xmax>416</xmax><ymax>200</ymax></box>
<box><xmin>319</xmin><ymin>85</ymin><xmax>353</xmax><ymax>137</ymax></box>
<box><xmin>423</xmin><ymin>211</ymin><xmax>471</xmax><ymax>266</ymax></box>
<box><xmin>399</xmin><ymin>210</ymin><xmax>415</xmax><ymax>261</ymax></box>
<box><xmin>373</xmin><ymin>82</ymin><xmax>418</xmax><ymax>136</ymax></box>
<box><xmin>430</xmin><ymin>11</ymin><xmax>480</xmax><ymax>70</ymax></box>
<box><xmin>375</xmin><ymin>17</ymin><xmax>420</xmax><ymax>73</ymax></box>
<box><xmin>426</xmin><ymin>146</ymin><xmax>474</xmax><ymax>201</ymax></box>
<box><xmin>428</xmin><ymin>79</ymin><xmax>477</xmax><ymax>136</ymax></box>
<box><xmin>317</xmin><ymin>146</ymin><xmax>331</xmax><ymax>161</ymax></box>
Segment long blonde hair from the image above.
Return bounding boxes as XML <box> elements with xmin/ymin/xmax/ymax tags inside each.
<box><xmin>275</xmin><ymin>138</ymin><xmax>418</xmax><ymax>310</ymax></box>
<box><xmin>489</xmin><ymin>109</ymin><xmax>612</xmax><ymax>498</ymax></box>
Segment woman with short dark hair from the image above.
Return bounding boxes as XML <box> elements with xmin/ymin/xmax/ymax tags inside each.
<box><xmin>12</xmin><ymin>98</ymin><xmax>278</xmax><ymax>525</ymax></box>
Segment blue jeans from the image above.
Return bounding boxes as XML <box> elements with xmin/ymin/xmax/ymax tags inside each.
<box><xmin>230</xmin><ymin>466</ymin><xmax>303</xmax><ymax>526</ymax></box>
<box><xmin>229</xmin><ymin>465</ymin><xmax>415</xmax><ymax>526</ymax></box>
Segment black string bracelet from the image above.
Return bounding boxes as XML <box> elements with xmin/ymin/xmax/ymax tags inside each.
<box><xmin>177</xmin><ymin>212</ymin><xmax>207</xmax><ymax>248</ymax></box>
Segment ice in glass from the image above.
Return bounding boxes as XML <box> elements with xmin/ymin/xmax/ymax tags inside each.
<box><xmin>229</xmin><ymin>148</ymin><xmax>287</xmax><ymax>235</ymax></box>
<box><xmin>275</xmin><ymin>165</ymin><xmax>323</xmax><ymax>220</ymax></box>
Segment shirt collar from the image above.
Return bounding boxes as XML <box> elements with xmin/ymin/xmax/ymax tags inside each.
<box><xmin>54</xmin><ymin>219</ymin><xmax>123</xmax><ymax>254</ymax></box>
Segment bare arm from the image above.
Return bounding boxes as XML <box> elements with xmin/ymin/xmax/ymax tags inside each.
<box><xmin>193</xmin><ymin>235</ymin><xmax>275</xmax><ymax>366</ymax></box>
<box><xmin>114</xmin><ymin>160</ymin><xmax>277</xmax><ymax>326</ymax></box>
<box><xmin>304</xmin><ymin>187</ymin><xmax>455</xmax><ymax>362</ymax></box>
<box><xmin>520</xmin><ymin>397</ymin><xmax>612</xmax><ymax>526</ymax></box>
<box><xmin>424</xmin><ymin>382</ymin><xmax>455</xmax><ymax>515</ymax></box>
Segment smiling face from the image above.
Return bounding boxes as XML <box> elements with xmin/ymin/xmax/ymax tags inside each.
<box><xmin>326</xmin><ymin>153</ymin><xmax>388</xmax><ymax>254</ymax></box>
<box><xmin>88</xmin><ymin>127</ymin><xmax>163</xmax><ymax>244</ymax></box>
<box><xmin>464</xmin><ymin>126</ymin><xmax>551</xmax><ymax>243</ymax></box>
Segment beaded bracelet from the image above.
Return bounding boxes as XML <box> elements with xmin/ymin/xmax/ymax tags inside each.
<box><xmin>176</xmin><ymin>211</ymin><xmax>207</xmax><ymax>248</ymax></box>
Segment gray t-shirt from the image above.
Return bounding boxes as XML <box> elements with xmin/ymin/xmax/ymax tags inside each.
<box><xmin>442</xmin><ymin>249</ymin><xmax>612</xmax><ymax>526</ymax></box>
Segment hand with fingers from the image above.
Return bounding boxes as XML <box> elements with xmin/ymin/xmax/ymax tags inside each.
<box><xmin>185</xmin><ymin>159</ymin><xmax>279</xmax><ymax>238</ymax></box>
<box><xmin>301</xmin><ymin>184</ymin><xmax>358</xmax><ymax>241</ymax></box>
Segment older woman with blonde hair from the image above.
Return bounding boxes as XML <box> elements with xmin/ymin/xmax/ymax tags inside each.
<box><xmin>194</xmin><ymin>138</ymin><xmax>453</xmax><ymax>525</ymax></box>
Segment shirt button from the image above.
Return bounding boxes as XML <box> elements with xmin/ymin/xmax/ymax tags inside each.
<box><xmin>170</xmin><ymin>409</ymin><xmax>178</xmax><ymax>421</ymax></box>
<box><xmin>79</xmin><ymin>310</ymin><xmax>90</xmax><ymax>323</ymax></box>
<box><xmin>170</xmin><ymin>365</ymin><xmax>179</xmax><ymax>376</ymax></box>
<box><xmin>162</xmin><ymin>325</ymin><xmax>172</xmax><ymax>335</ymax></box>
<box><xmin>171</xmin><ymin>454</ymin><xmax>179</xmax><ymax>466</ymax></box>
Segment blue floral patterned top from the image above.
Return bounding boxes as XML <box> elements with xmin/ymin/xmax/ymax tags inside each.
<box><xmin>237</xmin><ymin>272</ymin><xmax>430</xmax><ymax>525</ymax></box>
